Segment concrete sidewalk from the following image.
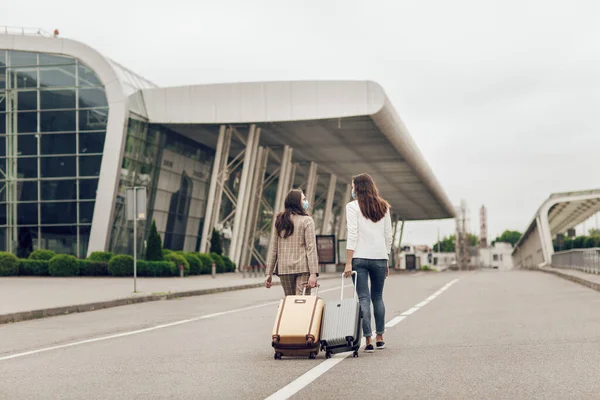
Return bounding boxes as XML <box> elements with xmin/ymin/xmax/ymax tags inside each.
<box><xmin>0</xmin><ymin>273</ymin><xmax>339</xmax><ymax>324</ymax></box>
<box><xmin>537</xmin><ymin>266</ymin><xmax>600</xmax><ymax>291</ymax></box>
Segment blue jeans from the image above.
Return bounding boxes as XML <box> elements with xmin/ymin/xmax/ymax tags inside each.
<box><xmin>352</xmin><ymin>258</ymin><xmax>387</xmax><ymax>337</ymax></box>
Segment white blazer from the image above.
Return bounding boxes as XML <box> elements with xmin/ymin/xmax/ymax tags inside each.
<box><xmin>346</xmin><ymin>200</ymin><xmax>393</xmax><ymax>260</ymax></box>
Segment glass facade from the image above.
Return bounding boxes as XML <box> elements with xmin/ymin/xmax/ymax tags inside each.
<box><xmin>109</xmin><ymin>120</ymin><xmax>214</xmax><ymax>256</ymax></box>
<box><xmin>0</xmin><ymin>50</ymin><xmax>107</xmax><ymax>257</ymax></box>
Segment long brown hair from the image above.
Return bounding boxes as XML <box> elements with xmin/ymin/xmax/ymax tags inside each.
<box><xmin>353</xmin><ymin>173</ymin><xmax>389</xmax><ymax>222</ymax></box>
<box><xmin>275</xmin><ymin>189</ymin><xmax>307</xmax><ymax>239</ymax></box>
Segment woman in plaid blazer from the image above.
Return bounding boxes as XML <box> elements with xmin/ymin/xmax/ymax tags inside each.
<box><xmin>265</xmin><ymin>189</ymin><xmax>319</xmax><ymax>295</ymax></box>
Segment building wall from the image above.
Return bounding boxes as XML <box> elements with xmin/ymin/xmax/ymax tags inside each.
<box><xmin>479</xmin><ymin>242</ymin><xmax>514</xmax><ymax>269</ymax></box>
<box><xmin>0</xmin><ymin>49</ymin><xmax>107</xmax><ymax>257</ymax></box>
<box><xmin>513</xmin><ymin>225</ymin><xmax>544</xmax><ymax>268</ymax></box>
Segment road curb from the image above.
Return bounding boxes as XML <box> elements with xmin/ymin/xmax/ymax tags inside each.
<box><xmin>0</xmin><ymin>275</ymin><xmax>338</xmax><ymax>325</ymax></box>
<box><xmin>534</xmin><ymin>267</ymin><xmax>600</xmax><ymax>292</ymax></box>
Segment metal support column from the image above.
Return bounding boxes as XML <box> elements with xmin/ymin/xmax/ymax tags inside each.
<box><xmin>199</xmin><ymin>125</ymin><xmax>227</xmax><ymax>253</ymax></box>
<box><xmin>337</xmin><ymin>184</ymin><xmax>352</xmax><ymax>240</ymax></box>
<box><xmin>267</xmin><ymin>146</ymin><xmax>293</xmax><ymax>261</ymax></box>
<box><xmin>305</xmin><ymin>162</ymin><xmax>318</xmax><ymax>214</ymax></box>
<box><xmin>287</xmin><ymin>163</ymin><xmax>298</xmax><ymax>192</ymax></box>
<box><xmin>229</xmin><ymin>124</ymin><xmax>259</xmax><ymax>265</ymax></box>
<box><xmin>321</xmin><ymin>175</ymin><xmax>337</xmax><ymax>235</ymax></box>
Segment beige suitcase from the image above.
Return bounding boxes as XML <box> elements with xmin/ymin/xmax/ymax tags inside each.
<box><xmin>272</xmin><ymin>286</ymin><xmax>324</xmax><ymax>360</ymax></box>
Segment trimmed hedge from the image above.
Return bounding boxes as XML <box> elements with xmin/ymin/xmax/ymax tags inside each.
<box><xmin>138</xmin><ymin>261</ymin><xmax>176</xmax><ymax>277</ymax></box>
<box><xmin>78</xmin><ymin>260</ymin><xmax>109</xmax><ymax>276</ymax></box>
<box><xmin>19</xmin><ymin>260</ymin><xmax>50</xmax><ymax>276</ymax></box>
<box><xmin>162</xmin><ymin>249</ymin><xmax>172</xmax><ymax>258</ymax></box>
<box><xmin>108</xmin><ymin>255</ymin><xmax>134</xmax><ymax>277</ymax></box>
<box><xmin>49</xmin><ymin>254</ymin><xmax>79</xmax><ymax>277</ymax></box>
<box><xmin>165</xmin><ymin>253</ymin><xmax>190</xmax><ymax>276</ymax></box>
<box><xmin>210</xmin><ymin>253</ymin><xmax>225</xmax><ymax>274</ymax></box>
<box><xmin>29</xmin><ymin>249</ymin><xmax>56</xmax><ymax>261</ymax></box>
<box><xmin>87</xmin><ymin>251</ymin><xmax>114</xmax><ymax>263</ymax></box>
<box><xmin>222</xmin><ymin>255</ymin><xmax>236</xmax><ymax>273</ymax></box>
<box><xmin>181</xmin><ymin>253</ymin><xmax>203</xmax><ymax>275</ymax></box>
<box><xmin>196</xmin><ymin>253</ymin><xmax>213</xmax><ymax>275</ymax></box>
<box><xmin>0</xmin><ymin>252</ymin><xmax>19</xmax><ymax>276</ymax></box>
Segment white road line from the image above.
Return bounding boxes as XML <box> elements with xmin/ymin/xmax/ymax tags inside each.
<box><xmin>264</xmin><ymin>278</ymin><xmax>460</xmax><ymax>400</ymax></box>
<box><xmin>0</xmin><ymin>284</ymin><xmax>352</xmax><ymax>362</ymax></box>
<box><xmin>401</xmin><ymin>307</ymin><xmax>420</xmax><ymax>316</ymax></box>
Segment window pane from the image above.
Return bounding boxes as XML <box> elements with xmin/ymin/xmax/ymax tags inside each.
<box><xmin>79</xmin><ymin>225</ymin><xmax>91</xmax><ymax>257</ymax></box>
<box><xmin>0</xmin><ymin>67</ymin><xmax>5</xmax><ymax>90</ymax></box>
<box><xmin>39</xmin><ymin>54</ymin><xmax>74</xmax><ymax>66</ymax></box>
<box><xmin>18</xmin><ymin>203</ymin><xmax>38</xmax><ymax>225</ymax></box>
<box><xmin>79</xmin><ymin>132</ymin><xmax>105</xmax><ymax>154</ymax></box>
<box><xmin>0</xmin><ymin>158</ymin><xmax>6</xmax><ymax>174</ymax></box>
<box><xmin>17</xmin><ymin>157</ymin><xmax>38</xmax><ymax>179</ymax></box>
<box><xmin>18</xmin><ymin>180</ymin><xmax>38</xmax><ymax>202</ymax></box>
<box><xmin>17</xmin><ymin>112</ymin><xmax>38</xmax><ymax>133</ymax></box>
<box><xmin>17</xmin><ymin>226</ymin><xmax>37</xmax><ymax>258</ymax></box>
<box><xmin>17</xmin><ymin>135</ymin><xmax>37</xmax><ymax>156</ymax></box>
<box><xmin>9</xmin><ymin>51</ymin><xmax>37</xmax><ymax>67</ymax></box>
<box><xmin>79</xmin><ymin>178</ymin><xmax>98</xmax><ymax>199</ymax></box>
<box><xmin>40</xmin><ymin>65</ymin><xmax>76</xmax><ymax>88</ymax></box>
<box><xmin>0</xmin><ymin>114</ymin><xmax>5</xmax><ymax>134</ymax></box>
<box><xmin>78</xmin><ymin>63</ymin><xmax>102</xmax><ymax>87</ymax></box>
<box><xmin>79</xmin><ymin>88</ymin><xmax>107</xmax><ymax>108</ymax></box>
<box><xmin>0</xmin><ymin>203</ymin><xmax>5</xmax><ymax>225</ymax></box>
<box><xmin>41</xmin><ymin>225</ymin><xmax>77</xmax><ymax>255</ymax></box>
<box><xmin>15</xmin><ymin>69</ymin><xmax>38</xmax><ymax>89</ymax></box>
<box><xmin>40</xmin><ymin>89</ymin><xmax>76</xmax><ymax>110</ymax></box>
<box><xmin>40</xmin><ymin>133</ymin><xmax>76</xmax><ymax>155</ymax></box>
<box><xmin>17</xmin><ymin>91</ymin><xmax>37</xmax><ymax>111</ymax></box>
<box><xmin>42</xmin><ymin>202</ymin><xmax>77</xmax><ymax>224</ymax></box>
<box><xmin>0</xmin><ymin>91</ymin><xmax>5</xmax><ymax>111</ymax></box>
<box><xmin>0</xmin><ymin>137</ymin><xmax>6</xmax><ymax>157</ymax></box>
<box><xmin>79</xmin><ymin>109</ymin><xmax>108</xmax><ymax>131</ymax></box>
<box><xmin>41</xmin><ymin>179</ymin><xmax>76</xmax><ymax>200</ymax></box>
<box><xmin>41</xmin><ymin>156</ymin><xmax>75</xmax><ymax>178</ymax></box>
<box><xmin>0</xmin><ymin>51</ymin><xmax>6</xmax><ymax>68</ymax></box>
<box><xmin>79</xmin><ymin>201</ymin><xmax>95</xmax><ymax>223</ymax></box>
<box><xmin>40</xmin><ymin>110</ymin><xmax>76</xmax><ymax>132</ymax></box>
<box><xmin>79</xmin><ymin>155</ymin><xmax>102</xmax><ymax>177</ymax></box>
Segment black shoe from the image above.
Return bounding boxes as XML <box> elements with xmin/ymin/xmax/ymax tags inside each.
<box><xmin>364</xmin><ymin>344</ymin><xmax>375</xmax><ymax>353</ymax></box>
<box><xmin>376</xmin><ymin>341</ymin><xmax>385</xmax><ymax>350</ymax></box>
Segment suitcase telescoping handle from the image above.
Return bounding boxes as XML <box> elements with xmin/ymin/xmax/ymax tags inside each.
<box><xmin>302</xmin><ymin>283</ymin><xmax>320</xmax><ymax>296</ymax></box>
<box><xmin>341</xmin><ymin>271</ymin><xmax>358</xmax><ymax>300</ymax></box>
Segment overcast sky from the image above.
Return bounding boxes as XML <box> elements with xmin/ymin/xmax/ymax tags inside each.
<box><xmin>3</xmin><ymin>0</ymin><xmax>600</xmax><ymax>246</ymax></box>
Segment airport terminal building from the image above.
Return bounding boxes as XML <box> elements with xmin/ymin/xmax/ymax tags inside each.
<box><xmin>0</xmin><ymin>28</ymin><xmax>454</xmax><ymax>266</ymax></box>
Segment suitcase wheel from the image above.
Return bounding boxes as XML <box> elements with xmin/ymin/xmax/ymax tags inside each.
<box><xmin>274</xmin><ymin>352</ymin><xmax>282</xmax><ymax>360</ymax></box>
<box><xmin>326</xmin><ymin>351</ymin><xmax>332</xmax><ymax>359</ymax></box>
<box><xmin>309</xmin><ymin>352</ymin><xmax>317</xmax><ymax>360</ymax></box>
<box><xmin>352</xmin><ymin>351</ymin><xmax>359</xmax><ymax>358</ymax></box>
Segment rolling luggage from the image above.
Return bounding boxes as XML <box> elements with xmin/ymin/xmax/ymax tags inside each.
<box><xmin>272</xmin><ymin>285</ymin><xmax>324</xmax><ymax>360</ymax></box>
<box><xmin>320</xmin><ymin>272</ymin><xmax>362</xmax><ymax>358</ymax></box>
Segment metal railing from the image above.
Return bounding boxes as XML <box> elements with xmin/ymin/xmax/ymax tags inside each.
<box><xmin>1</xmin><ymin>26</ymin><xmax>52</xmax><ymax>37</ymax></box>
<box><xmin>552</xmin><ymin>248</ymin><xmax>600</xmax><ymax>274</ymax></box>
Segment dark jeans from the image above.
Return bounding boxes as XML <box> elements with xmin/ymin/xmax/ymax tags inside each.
<box><xmin>352</xmin><ymin>258</ymin><xmax>387</xmax><ymax>337</ymax></box>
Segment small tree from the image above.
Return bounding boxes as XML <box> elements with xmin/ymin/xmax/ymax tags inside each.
<box><xmin>146</xmin><ymin>220</ymin><xmax>163</xmax><ymax>261</ymax></box>
<box><xmin>210</xmin><ymin>228</ymin><xmax>223</xmax><ymax>256</ymax></box>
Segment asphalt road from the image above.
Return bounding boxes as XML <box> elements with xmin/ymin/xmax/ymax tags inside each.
<box><xmin>2</xmin><ymin>270</ymin><xmax>600</xmax><ymax>399</ymax></box>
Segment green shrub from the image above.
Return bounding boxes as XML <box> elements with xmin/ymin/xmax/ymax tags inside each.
<box><xmin>19</xmin><ymin>260</ymin><xmax>49</xmax><ymax>276</ymax></box>
<box><xmin>28</xmin><ymin>249</ymin><xmax>56</xmax><ymax>261</ymax></box>
<box><xmin>87</xmin><ymin>251</ymin><xmax>114</xmax><ymax>262</ymax></box>
<box><xmin>210</xmin><ymin>253</ymin><xmax>225</xmax><ymax>273</ymax></box>
<box><xmin>0</xmin><ymin>252</ymin><xmax>20</xmax><ymax>276</ymax></box>
<box><xmin>181</xmin><ymin>253</ymin><xmax>203</xmax><ymax>275</ymax></box>
<box><xmin>49</xmin><ymin>254</ymin><xmax>79</xmax><ymax>277</ymax></box>
<box><xmin>162</xmin><ymin>249</ymin><xmax>173</xmax><ymax>258</ymax></box>
<box><xmin>420</xmin><ymin>265</ymin><xmax>433</xmax><ymax>271</ymax></box>
<box><xmin>165</xmin><ymin>253</ymin><xmax>190</xmax><ymax>276</ymax></box>
<box><xmin>196</xmin><ymin>253</ymin><xmax>213</xmax><ymax>274</ymax></box>
<box><xmin>78</xmin><ymin>260</ymin><xmax>109</xmax><ymax>276</ymax></box>
<box><xmin>222</xmin><ymin>255</ymin><xmax>236</xmax><ymax>273</ymax></box>
<box><xmin>138</xmin><ymin>261</ymin><xmax>176</xmax><ymax>277</ymax></box>
<box><xmin>146</xmin><ymin>220</ymin><xmax>163</xmax><ymax>261</ymax></box>
<box><xmin>108</xmin><ymin>255</ymin><xmax>134</xmax><ymax>277</ymax></box>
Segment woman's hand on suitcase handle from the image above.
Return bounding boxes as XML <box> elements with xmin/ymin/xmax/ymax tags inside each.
<box><xmin>265</xmin><ymin>274</ymin><xmax>272</xmax><ymax>289</ymax></box>
<box><xmin>343</xmin><ymin>263</ymin><xmax>353</xmax><ymax>278</ymax></box>
<box><xmin>308</xmin><ymin>273</ymin><xmax>318</xmax><ymax>288</ymax></box>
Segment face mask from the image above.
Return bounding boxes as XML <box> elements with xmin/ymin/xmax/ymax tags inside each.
<box><xmin>351</xmin><ymin>189</ymin><xmax>356</xmax><ymax>200</ymax></box>
<box><xmin>302</xmin><ymin>200</ymin><xmax>309</xmax><ymax>210</ymax></box>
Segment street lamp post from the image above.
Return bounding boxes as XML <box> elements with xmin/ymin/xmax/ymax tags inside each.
<box><xmin>126</xmin><ymin>187</ymin><xmax>147</xmax><ymax>293</ymax></box>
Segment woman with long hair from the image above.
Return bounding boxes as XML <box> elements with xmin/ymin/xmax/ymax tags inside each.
<box><xmin>265</xmin><ymin>189</ymin><xmax>319</xmax><ymax>295</ymax></box>
<box><xmin>344</xmin><ymin>173</ymin><xmax>393</xmax><ymax>353</ymax></box>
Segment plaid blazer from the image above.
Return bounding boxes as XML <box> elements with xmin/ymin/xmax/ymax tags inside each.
<box><xmin>266</xmin><ymin>214</ymin><xmax>319</xmax><ymax>276</ymax></box>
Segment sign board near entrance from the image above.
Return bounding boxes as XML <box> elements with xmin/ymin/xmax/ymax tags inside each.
<box><xmin>316</xmin><ymin>235</ymin><xmax>336</xmax><ymax>264</ymax></box>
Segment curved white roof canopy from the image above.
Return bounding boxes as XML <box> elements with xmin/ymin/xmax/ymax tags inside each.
<box><xmin>138</xmin><ymin>81</ymin><xmax>455</xmax><ymax>220</ymax></box>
